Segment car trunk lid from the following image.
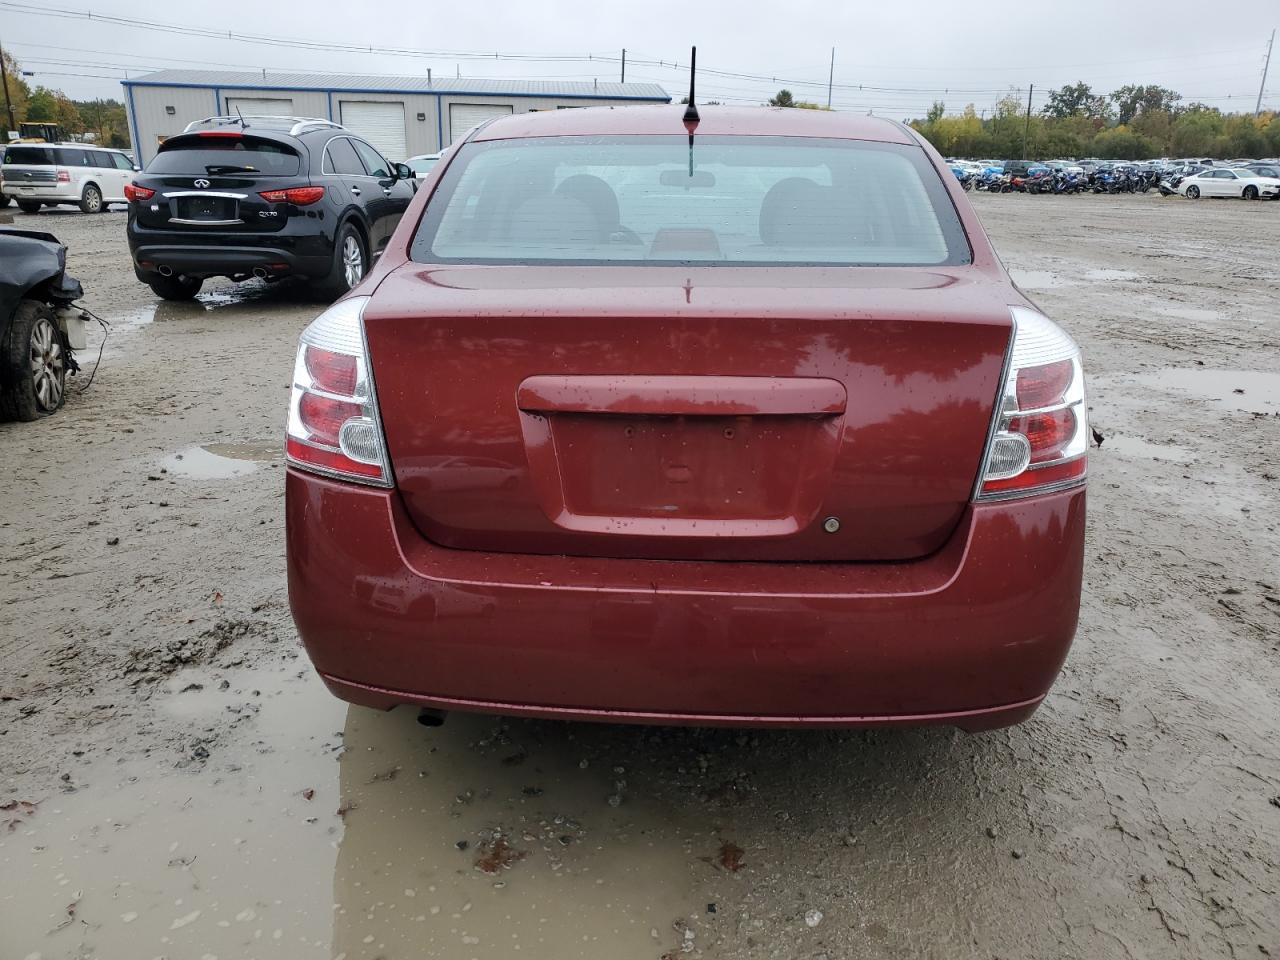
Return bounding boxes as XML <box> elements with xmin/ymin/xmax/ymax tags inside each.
<box><xmin>365</xmin><ymin>264</ymin><xmax>1012</xmax><ymax>562</ymax></box>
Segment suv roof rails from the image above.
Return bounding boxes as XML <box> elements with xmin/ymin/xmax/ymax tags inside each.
<box><xmin>181</xmin><ymin>116</ymin><xmax>345</xmax><ymax>136</ymax></box>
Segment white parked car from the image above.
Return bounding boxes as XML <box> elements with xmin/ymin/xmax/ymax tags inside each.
<box><xmin>404</xmin><ymin>152</ymin><xmax>442</xmax><ymax>178</ymax></box>
<box><xmin>0</xmin><ymin>143</ymin><xmax>138</xmax><ymax>214</ymax></box>
<box><xmin>1177</xmin><ymin>168</ymin><xmax>1280</xmax><ymax>200</ymax></box>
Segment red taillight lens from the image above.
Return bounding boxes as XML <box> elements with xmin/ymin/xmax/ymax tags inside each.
<box><xmin>286</xmin><ymin>297</ymin><xmax>390</xmax><ymax>487</ymax></box>
<box><xmin>1015</xmin><ymin>359</ymin><xmax>1073</xmax><ymax>410</ymax></box>
<box><xmin>1008</xmin><ymin>408</ymin><xmax>1077</xmax><ymax>463</ymax></box>
<box><xmin>977</xmin><ymin>308</ymin><xmax>1087</xmax><ymax>501</ymax></box>
<box><xmin>304</xmin><ymin>346</ymin><xmax>358</xmax><ymax>395</ymax></box>
<box><xmin>57</xmin><ymin>169</ymin><xmax>70</xmax><ymax>183</ymax></box>
<box><xmin>298</xmin><ymin>393</ymin><xmax>361</xmax><ymax>447</ymax></box>
<box><xmin>979</xmin><ymin>457</ymin><xmax>1086</xmax><ymax>495</ymax></box>
<box><xmin>259</xmin><ymin>186</ymin><xmax>325</xmax><ymax>206</ymax></box>
<box><xmin>197</xmin><ymin>131</ymin><xmax>243</xmax><ymax>138</ymax></box>
<box><xmin>124</xmin><ymin>183</ymin><xmax>155</xmax><ymax>202</ymax></box>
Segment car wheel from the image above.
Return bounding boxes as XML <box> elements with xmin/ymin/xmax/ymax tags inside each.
<box><xmin>1243</xmin><ymin>185</ymin><xmax>1258</xmax><ymax>200</ymax></box>
<box><xmin>79</xmin><ymin>184</ymin><xmax>103</xmax><ymax>214</ymax></box>
<box><xmin>0</xmin><ymin>194</ymin><xmax>10</xmax><ymax>208</ymax></box>
<box><xmin>1185</xmin><ymin>185</ymin><xmax>1200</xmax><ymax>199</ymax></box>
<box><xmin>0</xmin><ymin>300</ymin><xmax>66</xmax><ymax>422</ymax></box>
<box><xmin>319</xmin><ymin>223</ymin><xmax>367</xmax><ymax>298</ymax></box>
<box><xmin>147</xmin><ymin>274</ymin><xmax>203</xmax><ymax>301</ymax></box>
<box><xmin>17</xmin><ymin>200</ymin><xmax>42</xmax><ymax>214</ymax></box>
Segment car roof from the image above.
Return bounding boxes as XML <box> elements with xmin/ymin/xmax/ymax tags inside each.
<box><xmin>4</xmin><ymin>142</ymin><xmax>125</xmax><ymax>152</ymax></box>
<box><xmin>470</xmin><ymin>105</ymin><xmax>917</xmax><ymax>145</ymax></box>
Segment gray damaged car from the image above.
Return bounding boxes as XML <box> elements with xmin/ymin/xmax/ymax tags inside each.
<box><xmin>0</xmin><ymin>229</ymin><xmax>87</xmax><ymax>420</ymax></box>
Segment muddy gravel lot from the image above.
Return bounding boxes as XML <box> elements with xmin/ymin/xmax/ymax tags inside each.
<box><xmin>1</xmin><ymin>195</ymin><xmax>1278</xmax><ymax>960</ymax></box>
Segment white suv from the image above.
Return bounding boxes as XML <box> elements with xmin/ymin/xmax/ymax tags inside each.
<box><xmin>1</xmin><ymin>143</ymin><xmax>138</xmax><ymax>214</ymax></box>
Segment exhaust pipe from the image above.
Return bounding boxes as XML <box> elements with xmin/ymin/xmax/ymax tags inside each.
<box><xmin>252</xmin><ymin>267</ymin><xmax>268</xmax><ymax>280</ymax></box>
<box><xmin>157</xmin><ymin>265</ymin><xmax>174</xmax><ymax>277</ymax></box>
<box><xmin>416</xmin><ymin>708</ymin><xmax>448</xmax><ymax>728</ymax></box>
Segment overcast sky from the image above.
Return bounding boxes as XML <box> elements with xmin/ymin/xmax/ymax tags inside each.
<box><xmin>2</xmin><ymin>0</ymin><xmax>1274</xmax><ymax>117</ymax></box>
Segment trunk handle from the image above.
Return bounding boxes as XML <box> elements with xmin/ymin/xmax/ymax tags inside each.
<box><xmin>517</xmin><ymin>375</ymin><xmax>847</xmax><ymax>417</ymax></box>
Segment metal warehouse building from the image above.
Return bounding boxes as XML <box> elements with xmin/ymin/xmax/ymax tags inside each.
<box><xmin>121</xmin><ymin>70</ymin><xmax>671</xmax><ymax>165</ymax></box>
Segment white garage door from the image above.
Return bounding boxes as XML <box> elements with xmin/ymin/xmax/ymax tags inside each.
<box><xmin>224</xmin><ymin>97</ymin><xmax>294</xmax><ymax>118</ymax></box>
<box><xmin>449</xmin><ymin>103</ymin><xmax>513</xmax><ymax>144</ymax></box>
<box><xmin>340</xmin><ymin>101</ymin><xmax>407</xmax><ymax>161</ymax></box>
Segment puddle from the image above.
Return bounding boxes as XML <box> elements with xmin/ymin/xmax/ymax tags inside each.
<box><xmin>161</xmin><ymin>441</ymin><xmax>281</xmax><ymax>479</ymax></box>
<box><xmin>1104</xmin><ymin>435</ymin><xmax>1194</xmax><ymax>463</ymax></box>
<box><xmin>1153</xmin><ymin>304</ymin><xmax>1222</xmax><ymax>324</ymax></box>
<box><xmin>1138</xmin><ymin>368</ymin><xmax>1280</xmax><ymax>414</ymax></box>
<box><xmin>0</xmin><ymin>667</ymin><xmax>698</xmax><ymax>960</ymax></box>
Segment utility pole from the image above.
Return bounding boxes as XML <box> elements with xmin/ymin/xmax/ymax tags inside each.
<box><xmin>827</xmin><ymin>47</ymin><xmax>835</xmax><ymax>110</ymax></box>
<box><xmin>1257</xmin><ymin>29</ymin><xmax>1275</xmax><ymax>116</ymax></box>
<box><xmin>0</xmin><ymin>35</ymin><xmax>16</xmax><ymax>135</ymax></box>
<box><xmin>1022</xmin><ymin>83</ymin><xmax>1034</xmax><ymax>160</ymax></box>
<box><xmin>621</xmin><ymin>49</ymin><xmax>626</xmax><ymax>84</ymax></box>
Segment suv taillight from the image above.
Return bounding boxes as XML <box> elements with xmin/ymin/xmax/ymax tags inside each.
<box><xmin>286</xmin><ymin>296</ymin><xmax>391</xmax><ymax>487</ymax></box>
<box><xmin>124</xmin><ymin>183</ymin><xmax>155</xmax><ymax>202</ymax></box>
<box><xmin>259</xmin><ymin>186</ymin><xmax>325</xmax><ymax>205</ymax></box>
<box><xmin>976</xmin><ymin>306</ymin><xmax>1087</xmax><ymax>500</ymax></box>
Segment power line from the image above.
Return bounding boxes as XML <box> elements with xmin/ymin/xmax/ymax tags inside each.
<box><xmin>2</xmin><ymin>1</ymin><xmax>1268</xmax><ymax>101</ymax></box>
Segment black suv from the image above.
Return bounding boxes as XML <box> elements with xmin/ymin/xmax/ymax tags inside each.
<box><xmin>1001</xmin><ymin>160</ymin><xmax>1037</xmax><ymax>178</ymax></box>
<box><xmin>125</xmin><ymin>117</ymin><xmax>416</xmax><ymax>300</ymax></box>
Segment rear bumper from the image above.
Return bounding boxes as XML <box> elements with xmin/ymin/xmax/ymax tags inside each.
<box><xmin>287</xmin><ymin>470</ymin><xmax>1086</xmax><ymax>730</ymax></box>
<box><xmin>128</xmin><ymin>228</ymin><xmax>332</xmax><ymax>279</ymax></box>
<box><xmin>2</xmin><ymin>183</ymin><xmax>78</xmax><ymax>202</ymax></box>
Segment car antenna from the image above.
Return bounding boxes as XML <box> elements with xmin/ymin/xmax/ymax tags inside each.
<box><xmin>683</xmin><ymin>46</ymin><xmax>699</xmax><ymax>176</ymax></box>
<box><xmin>683</xmin><ymin>46</ymin><xmax>699</xmax><ymax>124</ymax></box>
<box><xmin>235</xmin><ymin>106</ymin><xmax>246</xmax><ymax>129</ymax></box>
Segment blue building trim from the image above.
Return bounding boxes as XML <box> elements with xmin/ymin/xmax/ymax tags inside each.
<box><xmin>326</xmin><ymin>92</ymin><xmax>333</xmax><ymax>121</ymax></box>
<box><xmin>120</xmin><ymin>79</ymin><xmax>670</xmax><ymax>103</ymax></box>
<box><xmin>125</xmin><ymin>83</ymin><xmax>143</xmax><ymax>163</ymax></box>
<box><xmin>435</xmin><ymin>93</ymin><xmax>444</xmax><ymax>151</ymax></box>
<box><xmin>213</xmin><ymin>87</ymin><xmax>222</xmax><ymax>113</ymax></box>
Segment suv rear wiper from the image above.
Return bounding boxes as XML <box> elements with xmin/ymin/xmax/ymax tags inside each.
<box><xmin>204</xmin><ymin>164</ymin><xmax>258</xmax><ymax>174</ymax></box>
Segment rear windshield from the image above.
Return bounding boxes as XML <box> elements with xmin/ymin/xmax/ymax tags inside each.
<box><xmin>147</xmin><ymin>137</ymin><xmax>301</xmax><ymax>177</ymax></box>
<box><xmin>411</xmin><ymin>135</ymin><xmax>970</xmax><ymax>266</ymax></box>
<box><xmin>3</xmin><ymin>146</ymin><xmax>54</xmax><ymax>166</ymax></box>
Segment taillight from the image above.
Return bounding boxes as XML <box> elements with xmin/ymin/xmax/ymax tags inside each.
<box><xmin>286</xmin><ymin>296</ymin><xmax>391</xmax><ymax>486</ymax></box>
<box><xmin>57</xmin><ymin>169</ymin><xmax>70</xmax><ymax>183</ymax></box>
<box><xmin>124</xmin><ymin>183</ymin><xmax>155</xmax><ymax>202</ymax></box>
<box><xmin>976</xmin><ymin>307</ymin><xmax>1087</xmax><ymax>500</ymax></box>
<box><xmin>259</xmin><ymin>186</ymin><xmax>325</xmax><ymax>206</ymax></box>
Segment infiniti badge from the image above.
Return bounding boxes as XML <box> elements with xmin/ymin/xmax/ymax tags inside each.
<box><xmin>193</xmin><ymin>178</ymin><xmax>211</xmax><ymax>188</ymax></box>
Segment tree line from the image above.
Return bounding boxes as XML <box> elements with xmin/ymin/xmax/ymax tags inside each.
<box><xmin>3</xmin><ymin>51</ymin><xmax>132</xmax><ymax>149</ymax></box>
<box><xmin>907</xmin><ymin>83</ymin><xmax>1278</xmax><ymax>160</ymax></box>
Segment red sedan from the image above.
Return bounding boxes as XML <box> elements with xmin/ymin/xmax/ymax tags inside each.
<box><xmin>286</xmin><ymin>106</ymin><xmax>1087</xmax><ymax>731</ymax></box>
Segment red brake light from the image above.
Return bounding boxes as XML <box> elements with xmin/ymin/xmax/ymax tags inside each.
<box><xmin>197</xmin><ymin>131</ymin><xmax>243</xmax><ymax>138</ymax></box>
<box><xmin>259</xmin><ymin>186</ymin><xmax>325</xmax><ymax>206</ymax></box>
<box><xmin>286</xmin><ymin>297</ymin><xmax>390</xmax><ymax>487</ymax></box>
<box><xmin>298</xmin><ymin>393</ymin><xmax>362</xmax><ymax>447</ymax></box>
<box><xmin>56</xmin><ymin>169</ymin><xmax>70</xmax><ymax>183</ymax></box>
<box><xmin>1008</xmin><ymin>408</ymin><xmax>1077</xmax><ymax>463</ymax></box>
<box><xmin>124</xmin><ymin>183</ymin><xmax>155</xmax><ymax>202</ymax></box>
<box><xmin>304</xmin><ymin>346</ymin><xmax>358</xmax><ymax>396</ymax></box>
<box><xmin>1015</xmin><ymin>359</ymin><xmax>1073</xmax><ymax>410</ymax></box>
<box><xmin>977</xmin><ymin>308</ymin><xmax>1087</xmax><ymax>501</ymax></box>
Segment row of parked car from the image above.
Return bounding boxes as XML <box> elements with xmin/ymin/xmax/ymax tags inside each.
<box><xmin>946</xmin><ymin>156</ymin><xmax>1280</xmax><ymax>200</ymax></box>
